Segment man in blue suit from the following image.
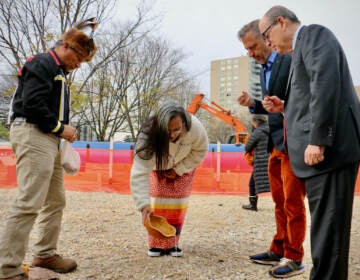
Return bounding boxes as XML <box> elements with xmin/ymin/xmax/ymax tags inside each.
<box><xmin>237</xmin><ymin>20</ymin><xmax>306</xmax><ymax>278</ymax></box>
<box><xmin>259</xmin><ymin>5</ymin><xmax>360</xmax><ymax>280</ymax></box>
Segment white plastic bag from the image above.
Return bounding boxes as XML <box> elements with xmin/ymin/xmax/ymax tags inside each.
<box><xmin>60</xmin><ymin>140</ymin><xmax>80</xmax><ymax>175</ymax></box>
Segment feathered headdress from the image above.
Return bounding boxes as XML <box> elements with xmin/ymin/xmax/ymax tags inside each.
<box><xmin>74</xmin><ymin>17</ymin><xmax>98</xmax><ymax>39</ymax></box>
<box><xmin>60</xmin><ymin>17</ymin><xmax>98</xmax><ymax>61</ymax></box>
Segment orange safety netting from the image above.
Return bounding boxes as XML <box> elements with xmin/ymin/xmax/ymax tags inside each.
<box><xmin>1</xmin><ymin>146</ymin><xmax>359</xmax><ymax>195</ymax></box>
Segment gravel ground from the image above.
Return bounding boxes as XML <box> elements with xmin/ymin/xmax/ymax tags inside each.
<box><xmin>0</xmin><ymin>188</ymin><xmax>359</xmax><ymax>280</ymax></box>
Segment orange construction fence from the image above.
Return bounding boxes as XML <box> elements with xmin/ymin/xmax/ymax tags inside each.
<box><xmin>1</xmin><ymin>145</ymin><xmax>359</xmax><ymax>195</ymax></box>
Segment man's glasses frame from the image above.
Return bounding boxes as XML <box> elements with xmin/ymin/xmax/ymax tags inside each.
<box><xmin>262</xmin><ymin>20</ymin><xmax>278</xmax><ymax>40</ymax></box>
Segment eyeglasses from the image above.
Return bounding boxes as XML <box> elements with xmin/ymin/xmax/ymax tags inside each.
<box><xmin>262</xmin><ymin>20</ymin><xmax>278</xmax><ymax>40</ymax></box>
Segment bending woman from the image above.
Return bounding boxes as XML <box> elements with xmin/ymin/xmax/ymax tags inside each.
<box><xmin>130</xmin><ymin>101</ymin><xmax>208</xmax><ymax>257</ymax></box>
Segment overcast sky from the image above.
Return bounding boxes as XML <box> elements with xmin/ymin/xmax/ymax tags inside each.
<box><xmin>117</xmin><ymin>0</ymin><xmax>360</xmax><ymax>94</ymax></box>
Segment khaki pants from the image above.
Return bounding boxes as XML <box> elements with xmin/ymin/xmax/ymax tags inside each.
<box><xmin>0</xmin><ymin>120</ymin><xmax>65</xmax><ymax>278</ymax></box>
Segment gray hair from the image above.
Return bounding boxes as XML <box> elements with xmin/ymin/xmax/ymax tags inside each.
<box><xmin>237</xmin><ymin>19</ymin><xmax>261</xmax><ymax>41</ymax></box>
<box><xmin>135</xmin><ymin>100</ymin><xmax>191</xmax><ymax>170</ymax></box>
<box><xmin>264</xmin><ymin>5</ymin><xmax>300</xmax><ymax>24</ymax></box>
<box><xmin>157</xmin><ymin>101</ymin><xmax>191</xmax><ymax>133</ymax></box>
<box><xmin>251</xmin><ymin>114</ymin><xmax>268</xmax><ymax>125</ymax></box>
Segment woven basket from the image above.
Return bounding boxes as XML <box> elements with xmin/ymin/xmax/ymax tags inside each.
<box><xmin>144</xmin><ymin>213</ymin><xmax>176</xmax><ymax>239</ymax></box>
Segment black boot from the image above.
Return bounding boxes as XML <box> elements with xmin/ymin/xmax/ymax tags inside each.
<box><xmin>242</xmin><ymin>196</ymin><xmax>258</xmax><ymax>211</ymax></box>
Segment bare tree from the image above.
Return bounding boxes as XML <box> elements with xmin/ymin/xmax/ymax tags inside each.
<box><xmin>0</xmin><ymin>0</ymin><xmax>202</xmax><ymax>141</ymax></box>
<box><xmin>124</xmin><ymin>36</ymin><xmax>202</xmax><ymax>141</ymax></box>
<box><xmin>73</xmin><ymin>31</ymin><xmax>198</xmax><ymax>141</ymax></box>
<box><xmin>0</xmin><ymin>0</ymin><xmax>158</xmax><ymax>132</ymax></box>
<box><xmin>214</xmin><ymin>121</ymin><xmax>236</xmax><ymax>143</ymax></box>
<box><xmin>0</xmin><ymin>0</ymin><xmax>117</xmax><ymax>126</ymax></box>
<box><xmin>0</xmin><ymin>0</ymin><xmax>115</xmax><ymax>71</ymax></box>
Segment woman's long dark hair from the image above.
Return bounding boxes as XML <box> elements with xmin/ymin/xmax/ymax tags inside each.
<box><xmin>135</xmin><ymin>101</ymin><xmax>192</xmax><ymax>170</ymax></box>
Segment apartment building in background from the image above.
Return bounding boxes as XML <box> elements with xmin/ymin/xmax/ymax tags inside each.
<box><xmin>210</xmin><ymin>56</ymin><xmax>261</xmax><ymax>111</ymax></box>
<box><xmin>209</xmin><ymin>56</ymin><xmax>261</xmax><ymax>141</ymax></box>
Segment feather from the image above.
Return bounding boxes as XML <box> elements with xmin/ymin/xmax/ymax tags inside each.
<box><xmin>74</xmin><ymin>17</ymin><xmax>98</xmax><ymax>33</ymax></box>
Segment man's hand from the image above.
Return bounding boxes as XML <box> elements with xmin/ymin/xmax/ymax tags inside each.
<box><xmin>60</xmin><ymin>125</ymin><xmax>78</xmax><ymax>142</ymax></box>
<box><xmin>262</xmin><ymin>96</ymin><xmax>284</xmax><ymax>113</ymax></box>
<box><xmin>238</xmin><ymin>91</ymin><xmax>254</xmax><ymax>107</ymax></box>
<box><xmin>304</xmin><ymin>145</ymin><xmax>325</xmax><ymax>166</ymax></box>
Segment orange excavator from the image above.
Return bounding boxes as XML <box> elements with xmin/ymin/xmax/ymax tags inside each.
<box><xmin>187</xmin><ymin>93</ymin><xmax>248</xmax><ymax>145</ymax></box>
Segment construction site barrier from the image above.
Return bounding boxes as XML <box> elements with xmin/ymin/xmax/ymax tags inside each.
<box><xmin>1</xmin><ymin>142</ymin><xmax>359</xmax><ymax>195</ymax></box>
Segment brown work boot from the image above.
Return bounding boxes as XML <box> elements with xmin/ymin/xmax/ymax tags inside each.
<box><xmin>0</xmin><ymin>274</ymin><xmax>28</xmax><ymax>280</ymax></box>
<box><xmin>32</xmin><ymin>254</ymin><xmax>77</xmax><ymax>273</ymax></box>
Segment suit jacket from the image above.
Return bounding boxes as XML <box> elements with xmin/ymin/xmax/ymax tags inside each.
<box><xmin>284</xmin><ymin>24</ymin><xmax>360</xmax><ymax>178</ymax></box>
<box><xmin>252</xmin><ymin>53</ymin><xmax>292</xmax><ymax>152</ymax></box>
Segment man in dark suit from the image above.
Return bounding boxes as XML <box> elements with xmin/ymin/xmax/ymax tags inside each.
<box><xmin>259</xmin><ymin>5</ymin><xmax>360</xmax><ymax>280</ymax></box>
<box><xmin>237</xmin><ymin>20</ymin><xmax>306</xmax><ymax>278</ymax></box>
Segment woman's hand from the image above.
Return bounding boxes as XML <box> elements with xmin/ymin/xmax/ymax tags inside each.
<box><xmin>163</xmin><ymin>169</ymin><xmax>178</xmax><ymax>179</ymax></box>
<box><xmin>141</xmin><ymin>205</ymin><xmax>152</xmax><ymax>225</ymax></box>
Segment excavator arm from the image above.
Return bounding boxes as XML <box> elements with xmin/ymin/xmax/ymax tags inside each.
<box><xmin>187</xmin><ymin>93</ymin><xmax>248</xmax><ymax>145</ymax></box>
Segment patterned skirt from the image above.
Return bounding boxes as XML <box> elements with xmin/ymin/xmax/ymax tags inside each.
<box><xmin>148</xmin><ymin>170</ymin><xmax>195</xmax><ymax>249</ymax></box>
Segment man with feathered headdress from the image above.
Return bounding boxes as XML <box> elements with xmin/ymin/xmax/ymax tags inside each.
<box><xmin>0</xmin><ymin>18</ymin><xmax>98</xmax><ymax>280</ymax></box>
